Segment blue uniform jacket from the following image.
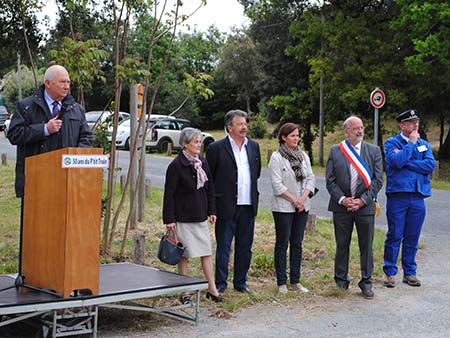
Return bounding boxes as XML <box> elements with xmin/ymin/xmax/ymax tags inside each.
<box><xmin>384</xmin><ymin>132</ymin><xmax>435</xmax><ymax>197</ymax></box>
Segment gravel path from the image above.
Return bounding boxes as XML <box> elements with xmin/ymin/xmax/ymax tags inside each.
<box><xmin>98</xmin><ymin>228</ymin><xmax>450</xmax><ymax>338</ymax></box>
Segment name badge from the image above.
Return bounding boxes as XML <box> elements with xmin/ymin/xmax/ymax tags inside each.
<box><xmin>417</xmin><ymin>145</ymin><xmax>427</xmax><ymax>152</ymax></box>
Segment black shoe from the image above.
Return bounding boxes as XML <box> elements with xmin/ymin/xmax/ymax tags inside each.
<box><xmin>234</xmin><ymin>285</ymin><xmax>255</xmax><ymax>295</ymax></box>
<box><xmin>217</xmin><ymin>287</ymin><xmax>226</xmax><ymax>293</ymax></box>
<box><xmin>179</xmin><ymin>294</ymin><xmax>193</xmax><ymax>305</ymax></box>
<box><xmin>361</xmin><ymin>286</ymin><xmax>374</xmax><ymax>299</ymax></box>
<box><xmin>206</xmin><ymin>291</ymin><xmax>224</xmax><ymax>303</ymax></box>
<box><xmin>335</xmin><ymin>282</ymin><xmax>349</xmax><ymax>290</ymax></box>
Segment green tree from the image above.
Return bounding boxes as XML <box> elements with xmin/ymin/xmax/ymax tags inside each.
<box><xmin>240</xmin><ymin>0</ymin><xmax>310</xmax><ymax>122</ymax></box>
<box><xmin>1</xmin><ymin>66</ymin><xmax>43</xmax><ymax>112</ymax></box>
<box><xmin>219</xmin><ymin>30</ymin><xmax>259</xmax><ymax>113</ymax></box>
<box><xmin>393</xmin><ymin>0</ymin><xmax>450</xmax><ymax>158</ymax></box>
<box><xmin>288</xmin><ymin>1</ymin><xmax>409</xmax><ymax>150</ymax></box>
<box><xmin>0</xmin><ymin>0</ymin><xmax>43</xmax><ymax>82</ymax></box>
<box><xmin>48</xmin><ymin>37</ymin><xmax>109</xmax><ymax>107</ymax></box>
<box><xmin>172</xmin><ymin>26</ymin><xmax>225</xmax><ymax>74</ymax></box>
<box><xmin>269</xmin><ymin>88</ymin><xmax>315</xmax><ymax>160</ymax></box>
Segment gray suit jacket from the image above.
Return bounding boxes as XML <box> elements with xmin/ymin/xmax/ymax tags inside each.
<box><xmin>325</xmin><ymin>141</ymin><xmax>383</xmax><ymax>215</ymax></box>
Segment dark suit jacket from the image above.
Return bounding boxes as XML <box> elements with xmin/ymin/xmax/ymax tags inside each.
<box><xmin>163</xmin><ymin>152</ymin><xmax>216</xmax><ymax>224</ymax></box>
<box><xmin>7</xmin><ymin>85</ymin><xmax>93</xmax><ymax>197</ymax></box>
<box><xmin>326</xmin><ymin>141</ymin><xmax>383</xmax><ymax>215</ymax></box>
<box><xmin>206</xmin><ymin>136</ymin><xmax>261</xmax><ymax>220</ymax></box>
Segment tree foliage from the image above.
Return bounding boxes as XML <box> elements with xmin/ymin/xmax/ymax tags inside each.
<box><xmin>3</xmin><ymin>0</ymin><xmax>450</xmax><ymax>160</ymax></box>
<box><xmin>240</xmin><ymin>0</ymin><xmax>310</xmax><ymax>122</ymax></box>
<box><xmin>1</xmin><ymin>66</ymin><xmax>42</xmax><ymax>111</ymax></box>
<box><xmin>48</xmin><ymin>37</ymin><xmax>109</xmax><ymax>106</ymax></box>
<box><xmin>219</xmin><ymin>30</ymin><xmax>259</xmax><ymax>113</ymax></box>
<box><xmin>0</xmin><ymin>0</ymin><xmax>43</xmax><ymax>83</ymax></box>
<box><xmin>393</xmin><ymin>0</ymin><xmax>450</xmax><ymax>157</ymax></box>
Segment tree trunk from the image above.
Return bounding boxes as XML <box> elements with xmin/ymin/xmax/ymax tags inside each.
<box><xmin>133</xmin><ymin>232</ymin><xmax>146</xmax><ymax>265</ymax></box>
<box><xmin>438</xmin><ymin>126</ymin><xmax>450</xmax><ymax>160</ymax></box>
<box><xmin>22</xmin><ymin>22</ymin><xmax>38</xmax><ymax>88</ymax></box>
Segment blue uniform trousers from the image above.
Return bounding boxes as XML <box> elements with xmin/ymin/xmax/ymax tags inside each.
<box><xmin>383</xmin><ymin>192</ymin><xmax>426</xmax><ymax>277</ymax></box>
<box><xmin>215</xmin><ymin>205</ymin><xmax>255</xmax><ymax>290</ymax></box>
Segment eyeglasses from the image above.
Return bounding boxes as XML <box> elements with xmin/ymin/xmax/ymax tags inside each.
<box><xmin>346</xmin><ymin>126</ymin><xmax>364</xmax><ymax>131</ymax></box>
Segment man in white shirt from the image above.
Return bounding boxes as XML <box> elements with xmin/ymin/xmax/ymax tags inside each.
<box><xmin>206</xmin><ymin>110</ymin><xmax>261</xmax><ymax>294</ymax></box>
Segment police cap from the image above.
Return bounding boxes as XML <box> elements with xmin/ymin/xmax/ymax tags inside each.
<box><xmin>396</xmin><ymin>109</ymin><xmax>420</xmax><ymax>123</ymax></box>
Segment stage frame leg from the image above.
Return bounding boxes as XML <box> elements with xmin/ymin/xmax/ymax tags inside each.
<box><xmin>100</xmin><ymin>289</ymin><xmax>202</xmax><ymax>325</ymax></box>
<box><xmin>40</xmin><ymin>306</ymin><xmax>98</xmax><ymax>338</ymax></box>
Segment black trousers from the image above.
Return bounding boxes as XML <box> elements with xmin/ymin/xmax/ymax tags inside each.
<box><xmin>273</xmin><ymin>211</ymin><xmax>308</xmax><ymax>286</ymax></box>
<box><xmin>333</xmin><ymin>212</ymin><xmax>374</xmax><ymax>288</ymax></box>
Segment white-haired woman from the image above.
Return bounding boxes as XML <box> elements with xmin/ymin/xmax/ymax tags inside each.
<box><xmin>163</xmin><ymin>127</ymin><xmax>223</xmax><ymax>304</ymax></box>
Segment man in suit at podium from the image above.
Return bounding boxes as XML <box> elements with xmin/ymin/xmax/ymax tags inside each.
<box><xmin>7</xmin><ymin>64</ymin><xmax>93</xmax><ymax>198</ymax></box>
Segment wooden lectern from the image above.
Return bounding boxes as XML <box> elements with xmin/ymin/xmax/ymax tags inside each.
<box><xmin>22</xmin><ymin>147</ymin><xmax>104</xmax><ymax>297</ymax></box>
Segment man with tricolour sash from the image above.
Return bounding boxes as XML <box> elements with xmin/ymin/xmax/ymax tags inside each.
<box><xmin>326</xmin><ymin>116</ymin><xmax>384</xmax><ymax>299</ymax></box>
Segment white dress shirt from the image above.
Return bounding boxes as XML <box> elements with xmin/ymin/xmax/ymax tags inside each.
<box><xmin>228</xmin><ymin>135</ymin><xmax>252</xmax><ymax>205</ymax></box>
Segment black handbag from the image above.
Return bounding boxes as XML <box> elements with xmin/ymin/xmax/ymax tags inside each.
<box><xmin>157</xmin><ymin>230</ymin><xmax>185</xmax><ymax>265</ymax></box>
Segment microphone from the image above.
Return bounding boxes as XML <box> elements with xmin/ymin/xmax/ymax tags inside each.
<box><xmin>57</xmin><ymin>103</ymin><xmax>67</xmax><ymax>120</ymax></box>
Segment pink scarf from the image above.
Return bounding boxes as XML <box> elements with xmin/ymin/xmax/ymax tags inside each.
<box><xmin>182</xmin><ymin>150</ymin><xmax>208</xmax><ymax>189</ymax></box>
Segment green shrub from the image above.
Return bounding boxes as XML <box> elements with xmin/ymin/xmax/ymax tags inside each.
<box><xmin>248</xmin><ymin>113</ymin><xmax>267</xmax><ymax>138</ymax></box>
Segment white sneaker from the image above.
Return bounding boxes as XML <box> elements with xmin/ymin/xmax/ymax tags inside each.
<box><xmin>278</xmin><ymin>285</ymin><xmax>288</xmax><ymax>294</ymax></box>
<box><xmin>293</xmin><ymin>283</ymin><xmax>309</xmax><ymax>293</ymax></box>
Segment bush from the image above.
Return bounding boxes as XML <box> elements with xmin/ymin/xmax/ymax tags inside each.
<box><xmin>93</xmin><ymin>125</ymin><xmax>111</xmax><ymax>154</ymax></box>
<box><xmin>248</xmin><ymin>113</ymin><xmax>267</xmax><ymax>139</ymax></box>
<box><xmin>1</xmin><ymin>66</ymin><xmax>43</xmax><ymax>112</ymax></box>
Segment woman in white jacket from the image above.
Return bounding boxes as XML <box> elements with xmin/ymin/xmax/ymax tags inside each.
<box><xmin>269</xmin><ymin>123</ymin><xmax>316</xmax><ymax>294</ymax></box>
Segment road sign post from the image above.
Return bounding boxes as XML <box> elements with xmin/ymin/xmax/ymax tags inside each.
<box><xmin>370</xmin><ymin>88</ymin><xmax>385</xmax><ymax>146</ymax></box>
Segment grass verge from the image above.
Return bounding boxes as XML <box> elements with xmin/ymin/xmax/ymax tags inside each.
<box><xmin>0</xmin><ymin>161</ymin><xmax>386</xmax><ymax>316</ymax></box>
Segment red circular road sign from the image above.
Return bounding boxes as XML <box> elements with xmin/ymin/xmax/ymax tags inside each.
<box><xmin>370</xmin><ymin>88</ymin><xmax>385</xmax><ymax>109</ymax></box>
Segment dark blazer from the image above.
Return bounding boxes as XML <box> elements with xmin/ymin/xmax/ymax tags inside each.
<box><xmin>206</xmin><ymin>136</ymin><xmax>261</xmax><ymax>220</ymax></box>
<box><xmin>7</xmin><ymin>85</ymin><xmax>93</xmax><ymax>197</ymax></box>
<box><xmin>326</xmin><ymin>141</ymin><xmax>383</xmax><ymax>215</ymax></box>
<box><xmin>163</xmin><ymin>152</ymin><xmax>216</xmax><ymax>224</ymax></box>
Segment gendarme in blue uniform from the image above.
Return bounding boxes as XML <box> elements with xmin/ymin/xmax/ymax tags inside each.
<box><xmin>383</xmin><ymin>110</ymin><xmax>435</xmax><ymax>280</ymax></box>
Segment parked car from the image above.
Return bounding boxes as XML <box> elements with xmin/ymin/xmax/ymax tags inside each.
<box><xmin>0</xmin><ymin>106</ymin><xmax>8</xmax><ymax>132</ymax></box>
<box><xmin>145</xmin><ymin>118</ymin><xmax>215</xmax><ymax>153</ymax></box>
<box><xmin>108</xmin><ymin>118</ymin><xmax>132</xmax><ymax>149</ymax></box>
<box><xmin>107</xmin><ymin>115</ymin><xmax>174</xmax><ymax>150</ymax></box>
<box><xmin>85</xmin><ymin>110</ymin><xmax>130</xmax><ymax>130</ymax></box>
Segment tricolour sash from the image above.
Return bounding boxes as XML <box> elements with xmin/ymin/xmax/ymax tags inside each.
<box><xmin>338</xmin><ymin>140</ymin><xmax>372</xmax><ymax>189</ymax></box>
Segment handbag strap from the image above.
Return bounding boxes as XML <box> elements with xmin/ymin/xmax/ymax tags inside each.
<box><xmin>165</xmin><ymin>229</ymin><xmax>179</xmax><ymax>245</ymax></box>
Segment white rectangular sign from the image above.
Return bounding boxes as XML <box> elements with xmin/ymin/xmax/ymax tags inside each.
<box><xmin>62</xmin><ymin>154</ymin><xmax>109</xmax><ymax>168</ymax></box>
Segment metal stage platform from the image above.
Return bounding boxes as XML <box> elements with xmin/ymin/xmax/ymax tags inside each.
<box><xmin>0</xmin><ymin>262</ymin><xmax>208</xmax><ymax>337</ymax></box>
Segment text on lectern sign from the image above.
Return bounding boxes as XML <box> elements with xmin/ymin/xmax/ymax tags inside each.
<box><xmin>62</xmin><ymin>154</ymin><xmax>109</xmax><ymax>168</ymax></box>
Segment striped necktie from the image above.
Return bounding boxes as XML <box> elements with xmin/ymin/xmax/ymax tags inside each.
<box><xmin>350</xmin><ymin>145</ymin><xmax>359</xmax><ymax>196</ymax></box>
<box><xmin>350</xmin><ymin>165</ymin><xmax>358</xmax><ymax>196</ymax></box>
<box><xmin>52</xmin><ymin>101</ymin><xmax>60</xmax><ymax>117</ymax></box>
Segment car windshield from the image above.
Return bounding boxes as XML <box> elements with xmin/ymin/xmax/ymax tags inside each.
<box><xmin>177</xmin><ymin>120</ymin><xmax>192</xmax><ymax>129</ymax></box>
<box><xmin>120</xmin><ymin>119</ymin><xmax>131</xmax><ymax>127</ymax></box>
<box><xmin>85</xmin><ymin>112</ymin><xmax>102</xmax><ymax>122</ymax></box>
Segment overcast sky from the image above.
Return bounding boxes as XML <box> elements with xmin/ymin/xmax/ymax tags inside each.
<box><xmin>40</xmin><ymin>0</ymin><xmax>249</xmax><ymax>34</ymax></box>
<box><xmin>170</xmin><ymin>0</ymin><xmax>249</xmax><ymax>32</ymax></box>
